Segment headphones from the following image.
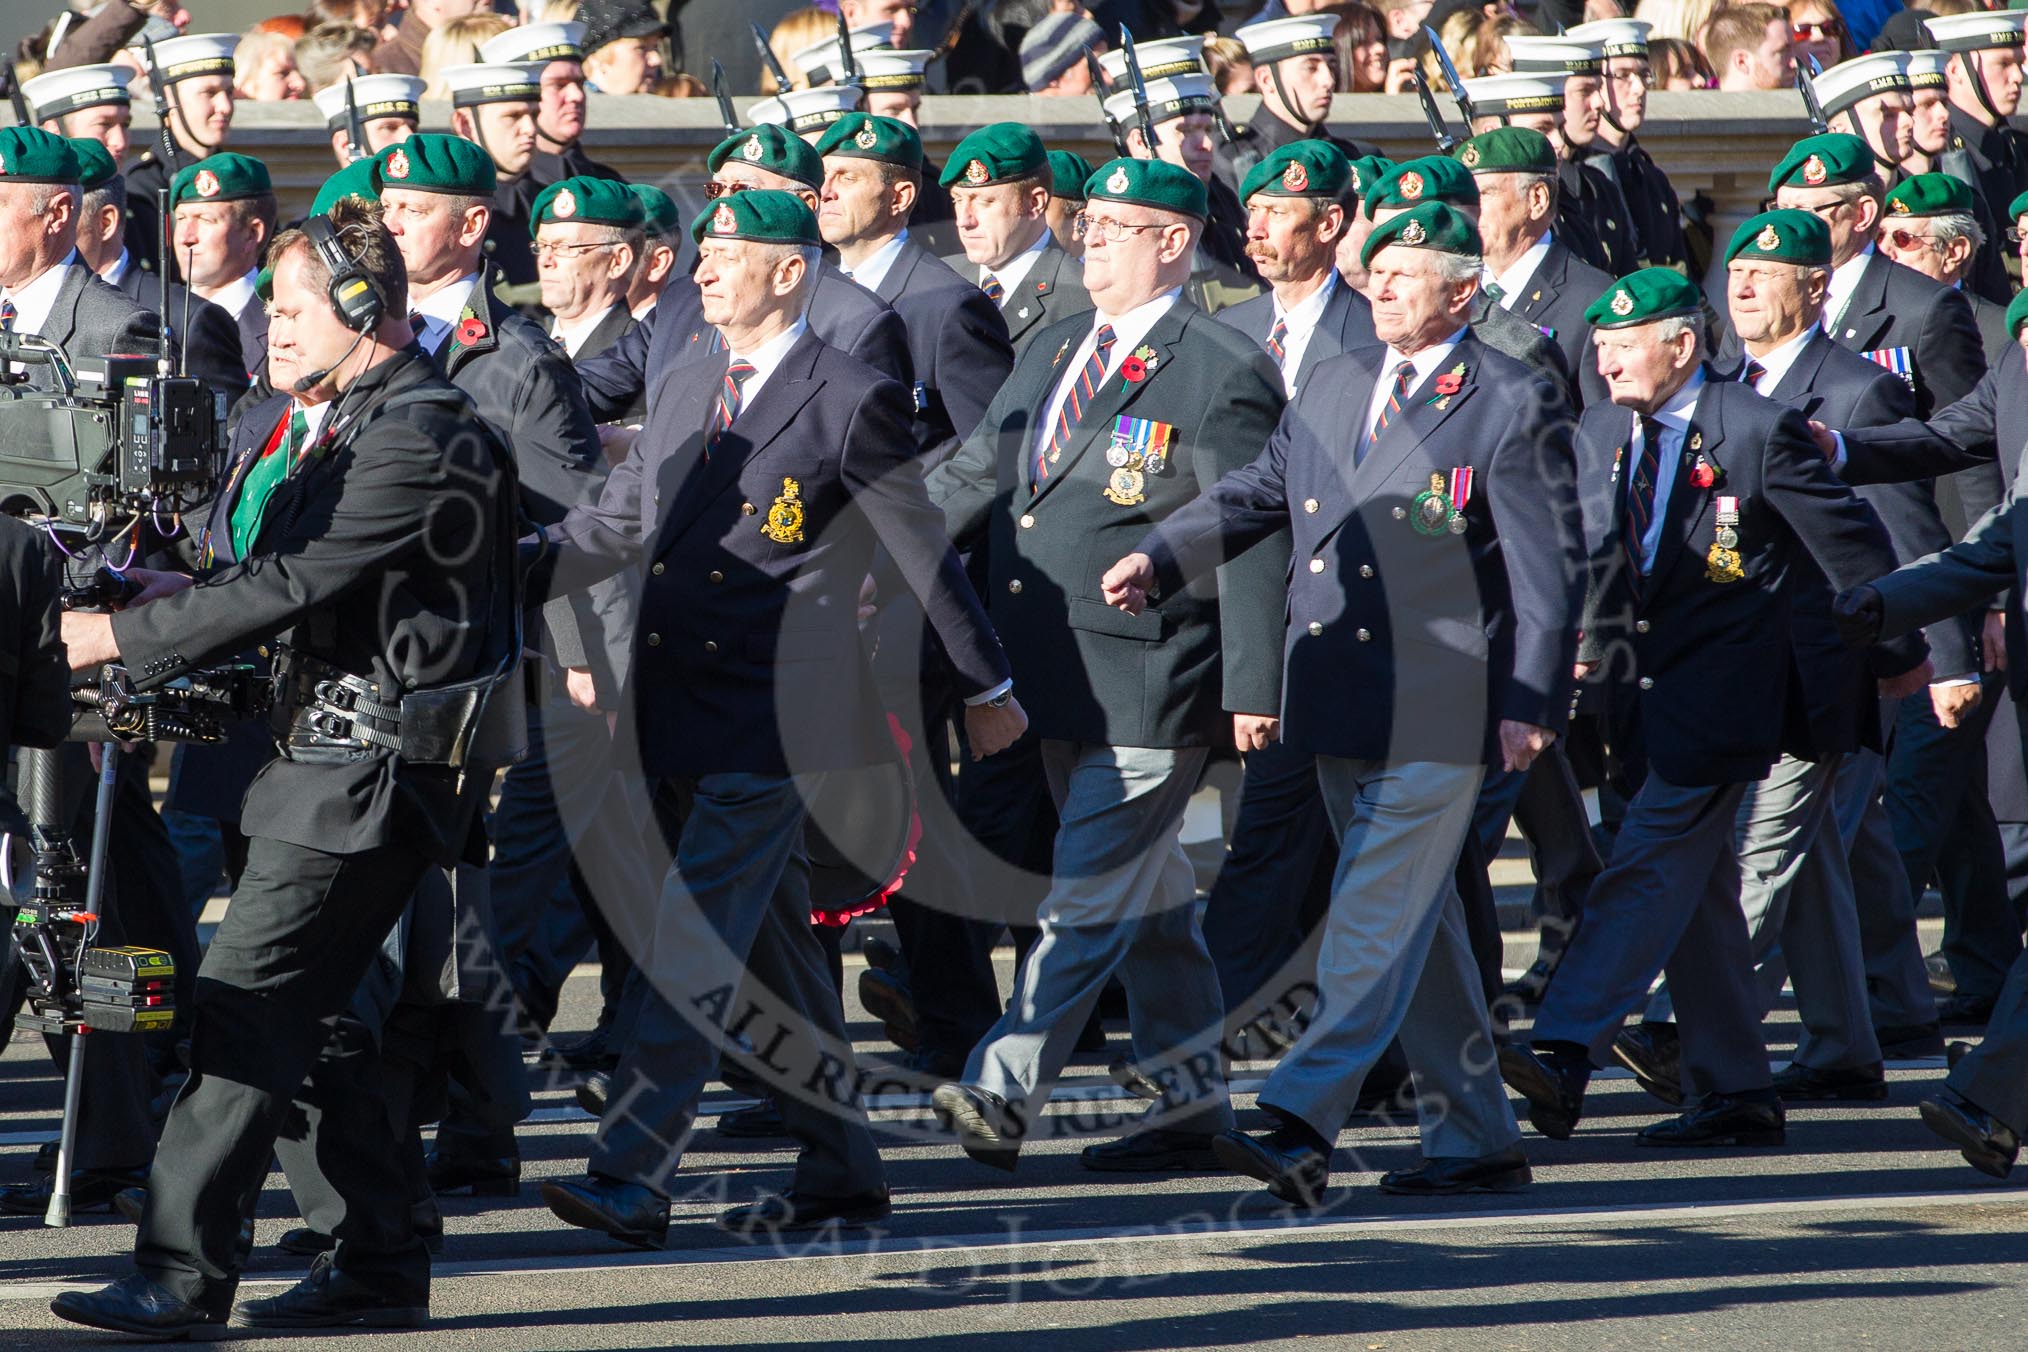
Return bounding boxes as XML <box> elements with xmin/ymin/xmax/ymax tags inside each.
<box><xmin>305</xmin><ymin>214</ymin><xmax>388</xmax><ymax>334</ymax></box>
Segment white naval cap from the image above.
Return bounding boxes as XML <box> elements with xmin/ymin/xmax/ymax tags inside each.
<box><xmin>749</xmin><ymin>83</ymin><xmax>864</xmax><ymax>135</ymax></box>
<box><xmin>1810</xmin><ymin>50</ymin><xmax>1911</xmax><ymax>118</ymax></box>
<box><xmin>440</xmin><ymin>62</ymin><xmax>543</xmax><ymax>107</ymax></box>
<box><xmin>1463</xmin><ymin>70</ymin><xmax>1570</xmax><ymax>116</ymax></box>
<box><xmin>1565</xmin><ymin>18</ymin><xmax>1652</xmax><ymax>58</ymax></box>
<box><xmin>144</xmin><ymin>31</ymin><xmax>237</xmax><ymax>83</ymax></box>
<box><xmin>1099</xmin><ymin>35</ymin><xmax>1207</xmax><ymax>83</ymax></box>
<box><xmin>1905</xmin><ymin>49</ymin><xmax>1949</xmax><ymax>88</ymax></box>
<box><xmin>1503</xmin><ymin>36</ymin><xmax>1604</xmax><ymax>75</ymax></box>
<box><xmin>855</xmin><ymin>48</ymin><xmax>933</xmax><ymax>92</ymax></box>
<box><xmin>1235</xmin><ymin>14</ymin><xmax>1339</xmax><ymax>65</ymax></box>
<box><xmin>480</xmin><ymin>21</ymin><xmax>587</xmax><ymax>66</ymax></box>
<box><xmin>311</xmin><ymin>74</ymin><xmax>424</xmax><ymax>130</ymax></box>
<box><xmin>1102</xmin><ymin>69</ymin><xmax>1219</xmax><ymax>126</ymax></box>
<box><xmin>1924</xmin><ymin>11</ymin><xmax>2028</xmax><ymax>52</ymax></box>
<box><xmin>789</xmin><ymin>23</ymin><xmax>895</xmax><ymax>87</ymax></box>
<box><xmin>20</xmin><ymin>63</ymin><xmax>131</xmax><ymax>121</ymax></box>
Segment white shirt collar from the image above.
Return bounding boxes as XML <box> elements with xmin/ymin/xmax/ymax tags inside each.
<box><xmin>842</xmin><ymin>228</ymin><xmax>908</xmax><ymax>293</ymax></box>
<box><xmin>1273</xmin><ymin>269</ymin><xmax>1336</xmax><ymax>335</ymax></box>
<box><xmin>1034</xmin><ymin>288</ymin><xmax>1182</xmax><ymax>459</ymax></box>
<box><xmin>1651</xmin><ymin>366</ymin><xmax>1706</xmax><ymax>434</ymax></box>
<box><xmin>1627</xmin><ymin>368</ymin><xmax>1707</xmax><ymax>574</ymax></box>
<box><xmin>206</xmin><ymin>268</ymin><xmax>260</xmax><ymax>320</ymax></box>
<box><xmin>104</xmin><ymin>248</ymin><xmax>132</xmax><ymax>287</ymax></box>
<box><xmin>0</xmin><ymin>250</ymin><xmax>80</xmax><ymax>338</ymax></box>
<box><xmin>1826</xmin><ymin>242</ymin><xmax>1875</xmax><ymax>329</ymax></box>
<box><xmin>551</xmin><ymin>303</ymin><xmax>624</xmax><ymax>359</ymax></box>
<box><xmin>292</xmin><ymin>398</ymin><xmax>334</xmax><ymax>447</ymax></box>
<box><xmin>1488</xmin><ymin>232</ymin><xmax>1554</xmax><ymax>310</ymax></box>
<box><xmin>410</xmin><ymin>271</ymin><xmax>482</xmax><ymax>355</ymax></box>
<box><xmin>727</xmin><ymin>316</ymin><xmax>810</xmax><ymax>410</ymax></box>
<box><xmin>984</xmin><ymin>229</ymin><xmax>1050</xmax><ymax>297</ymax></box>
<box><xmin>1381</xmin><ymin>326</ymin><xmax>1469</xmax><ymax>388</ymax></box>
<box><xmin>1741</xmin><ymin>322</ymin><xmax>1820</xmax><ymax>393</ymax></box>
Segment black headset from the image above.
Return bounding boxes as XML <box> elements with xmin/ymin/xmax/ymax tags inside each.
<box><xmin>305</xmin><ymin>214</ymin><xmax>387</xmax><ymax>334</ymax></box>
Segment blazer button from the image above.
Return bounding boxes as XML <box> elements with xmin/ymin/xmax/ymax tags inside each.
<box><xmin>1307</xmin><ymin>621</ymin><xmax>1323</xmax><ymax>636</ymax></box>
<box><xmin>708</xmin><ymin>570</ymin><xmax>724</xmax><ymax>583</ymax></box>
<box><xmin>1308</xmin><ymin>558</ymin><xmax>1324</xmax><ymax>573</ymax></box>
<box><xmin>646</xmin><ymin>633</ymin><xmax>661</xmax><ymax>647</ymax></box>
<box><xmin>1019</xmin><ymin>513</ymin><xmax>1036</xmax><ymax>528</ymax></box>
<box><xmin>1008</xmin><ymin>579</ymin><xmax>1023</xmax><ymax>594</ymax></box>
<box><xmin>1635</xmin><ymin>619</ymin><xmax>1650</xmax><ymax>633</ymax></box>
<box><xmin>1391</xmin><ymin>506</ymin><xmax>1407</xmax><ymax>520</ymax></box>
<box><xmin>1356</xmin><ymin>628</ymin><xmax>1371</xmax><ymax>642</ymax></box>
<box><xmin>650</xmin><ymin>562</ymin><xmax>664</xmax><ymax>575</ymax></box>
<box><xmin>1303</xmin><ymin>498</ymin><xmax>1319</xmax><ymax>513</ymax></box>
<box><xmin>1359</xmin><ymin>564</ymin><xmax>1374</xmax><ymax>578</ymax></box>
<box><xmin>1638</xmin><ymin>676</ymin><xmax>1654</xmax><ymax>690</ymax></box>
<box><xmin>704</xmin><ymin>640</ymin><xmax>719</xmax><ymax>654</ymax></box>
<box><xmin>741</xmin><ymin>502</ymin><xmax>756</xmax><ymax>515</ymax></box>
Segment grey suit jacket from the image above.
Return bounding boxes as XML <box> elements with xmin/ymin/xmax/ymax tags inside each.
<box><xmin>29</xmin><ymin>262</ymin><xmax>158</xmax><ymax>386</ymax></box>
<box><xmin>948</xmin><ymin>238</ymin><xmax>1094</xmax><ymax>362</ymax></box>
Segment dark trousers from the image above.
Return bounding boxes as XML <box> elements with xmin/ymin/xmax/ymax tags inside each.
<box><xmin>134</xmin><ymin>835</ymin><xmax>434</xmax><ymax>1314</ymax></box>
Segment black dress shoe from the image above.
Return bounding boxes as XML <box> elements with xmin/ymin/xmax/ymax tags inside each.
<box><xmin>1947</xmin><ymin>1040</ymin><xmax>1974</xmax><ymax>1070</ymax></box>
<box><xmin>1919</xmin><ymin>1090</ymin><xmax>2021</xmax><ymax>1179</ymax></box>
<box><xmin>931</xmin><ymin>1082</ymin><xmax>1023</xmax><ymax>1171</ymax></box>
<box><xmin>1</xmin><ymin>1166</ymin><xmax>145</xmax><ymax>1216</ymax></box>
<box><xmin>424</xmin><ymin>1149</ymin><xmax>518</xmax><ymax>1197</ymax></box>
<box><xmin>1080</xmin><ymin>1127</ymin><xmax>1224</xmax><ymax>1172</ymax></box>
<box><xmin>719</xmin><ymin>1052</ymin><xmax>768</xmax><ymax>1097</ymax></box>
<box><xmin>541</xmin><ymin>1023</ymin><xmax>617</xmax><ymax>1073</ymax></box>
<box><xmin>51</xmin><ymin>1273</ymin><xmax>225</xmax><ymax>1339</ymax></box>
<box><xmin>718</xmin><ymin>1188</ymin><xmax>891</xmax><ymax>1236</ymax></box>
<box><xmin>230</xmin><ymin>1254</ymin><xmax>426</xmax><ymax>1330</ymax></box>
<box><xmin>717</xmin><ymin>1099</ymin><xmax>791</xmax><ymax>1139</ymax></box>
<box><xmin>1636</xmin><ymin>1092</ymin><xmax>1784</xmax><ymax>1147</ymax></box>
<box><xmin>1925</xmin><ymin>950</ymin><xmax>1958</xmax><ymax>996</ymax></box>
<box><xmin>539</xmin><ymin>1175</ymin><xmax>669</xmax><ymax>1250</ymax></box>
<box><xmin>1073</xmin><ymin>1012</ymin><xmax>1108</xmax><ymax>1055</ymax></box>
<box><xmin>1498</xmin><ymin>1044</ymin><xmax>1588</xmax><ymax>1141</ymax></box>
<box><xmin>1611</xmin><ymin>1023</ymin><xmax>1684</xmax><ymax>1107</ymax></box>
<box><xmin>1936</xmin><ymin>994</ymin><xmax>1997</xmax><ymax>1027</ymax></box>
<box><xmin>577</xmin><ymin>1069</ymin><xmax>612</xmax><ymax>1117</ymax></box>
<box><xmin>278</xmin><ymin>1225</ymin><xmax>443</xmax><ymax>1258</ymax></box>
<box><xmin>32</xmin><ymin>1139</ymin><xmax>56</xmax><ymax>1173</ymax></box>
<box><xmin>1379</xmin><ymin>1143</ymin><xmax>1532</xmax><ymax>1196</ymax></box>
<box><xmin>1108</xmin><ymin>1055</ymin><xmax>1162</xmax><ymax>1102</ymax></box>
<box><xmin>1876</xmin><ymin>1021</ymin><xmax>1946</xmax><ymax>1059</ymax></box>
<box><xmin>1211</xmin><ymin>1127</ymin><xmax>1331</xmax><ymax>1208</ymax></box>
<box><xmin>857</xmin><ymin>967</ymin><xmax>920</xmax><ymax>1052</ymax></box>
<box><xmin>860</xmin><ymin>935</ymin><xmax>903</xmax><ymax>974</ymax></box>
<box><xmin>1772</xmin><ymin>1060</ymin><xmax>1888</xmax><ymax>1102</ymax></box>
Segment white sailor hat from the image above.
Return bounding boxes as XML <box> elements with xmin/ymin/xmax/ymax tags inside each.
<box><xmin>480</xmin><ymin>21</ymin><xmax>586</xmax><ymax>66</ymax></box>
<box><xmin>856</xmin><ymin>48</ymin><xmax>933</xmax><ymax>93</ymax></box>
<box><xmin>1905</xmin><ymin>49</ymin><xmax>1949</xmax><ymax>88</ymax></box>
<box><xmin>1566</xmin><ymin>19</ymin><xmax>1651</xmax><ymax>58</ymax></box>
<box><xmin>1099</xmin><ymin>35</ymin><xmax>1207</xmax><ymax>83</ymax></box>
<box><xmin>789</xmin><ymin>23</ymin><xmax>895</xmax><ymax>86</ymax></box>
<box><xmin>1503</xmin><ymin>36</ymin><xmax>1603</xmax><ymax>76</ymax></box>
<box><xmin>441</xmin><ymin>62</ymin><xmax>543</xmax><ymax>107</ymax></box>
<box><xmin>1235</xmin><ymin>15</ymin><xmax>1339</xmax><ymax>65</ymax></box>
<box><xmin>1464</xmin><ymin>70</ymin><xmax>1570</xmax><ymax>116</ymax></box>
<box><xmin>20</xmin><ymin>63</ymin><xmax>132</xmax><ymax>121</ymax></box>
<box><xmin>749</xmin><ymin>83</ymin><xmax>865</xmax><ymax>135</ymax></box>
<box><xmin>144</xmin><ymin>32</ymin><xmax>237</xmax><ymax>84</ymax></box>
<box><xmin>1924</xmin><ymin>11</ymin><xmax>2028</xmax><ymax>52</ymax></box>
<box><xmin>311</xmin><ymin>74</ymin><xmax>424</xmax><ymax>130</ymax></box>
<box><xmin>1102</xmin><ymin>70</ymin><xmax>1219</xmax><ymax>126</ymax></box>
<box><xmin>1811</xmin><ymin>50</ymin><xmax>1911</xmax><ymax>117</ymax></box>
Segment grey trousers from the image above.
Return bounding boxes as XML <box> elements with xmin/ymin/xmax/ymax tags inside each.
<box><xmin>965</xmin><ymin>741</ymin><xmax>1231</xmax><ymax>1134</ymax></box>
<box><xmin>1947</xmin><ymin>941</ymin><xmax>2028</xmax><ymax>1135</ymax></box>
<box><xmin>1260</xmin><ymin>757</ymin><xmax>1517</xmax><ymax>1159</ymax></box>
<box><xmin>1831</xmin><ymin>749</ymin><xmax>1938</xmax><ymax>1032</ymax></box>
<box><xmin>1535</xmin><ymin>772</ymin><xmax>1770</xmax><ymax>1098</ymax></box>
<box><xmin>1646</xmin><ymin>753</ymin><xmax>1882</xmax><ymax>1082</ymax></box>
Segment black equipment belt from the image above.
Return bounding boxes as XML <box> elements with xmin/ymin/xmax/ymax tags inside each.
<box><xmin>271</xmin><ymin>649</ymin><xmax>403</xmax><ymax>757</ymax></box>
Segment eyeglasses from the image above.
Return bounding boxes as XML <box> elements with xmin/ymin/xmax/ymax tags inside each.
<box><xmin>534</xmin><ymin>240</ymin><xmax>619</xmax><ymax>262</ymax></box>
<box><xmin>703</xmin><ymin>181</ymin><xmax>752</xmax><ymax>199</ymax></box>
<box><xmin>1072</xmin><ymin>213</ymin><xmax>1170</xmax><ymax>242</ymax></box>
<box><xmin>1791</xmin><ymin>18</ymin><xmax>1845</xmax><ymax>42</ymax></box>
<box><xmin>1885</xmin><ymin>228</ymin><xmax>1941</xmax><ymax>253</ymax></box>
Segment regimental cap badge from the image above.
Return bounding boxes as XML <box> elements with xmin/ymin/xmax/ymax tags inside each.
<box><xmin>712</xmin><ymin>202</ymin><xmax>736</xmax><ymax>234</ymax></box>
<box><xmin>1460</xmin><ymin>144</ymin><xmax>1480</xmax><ymax>168</ymax></box>
<box><xmin>1888</xmin><ymin>197</ymin><xmax>1911</xmax><ymax>215</ymax></box>
<box><xmin>1106</xmin><ymin>164</ymin><xmax>1130</xmax><ymax>193</ymax></box>
<box><xmin>1610</xmin><ymin>288</ymin><xmax>1634</xmax><ymax>316</ymax></box>
<box><xmin>1400</xmin><ymin>218</ymin><xmax>1427</xmax><ymax>245</ymax></box>
<box><xmin>965</xmin><ymin>158</ymin><xmax>989</xmax><ymax>184</ymax></box>
<box><xmin>1399</xmin><ymin>170</ymin><xmax>1425</xmax><ymax>200</ymax></box>
<box><xmin>855</xmin><ymin>122</ymin><xmax>879</xmax><ymax>150</ymax></box>
<box><xmin>1802</xmin><ymin>153</ymin><xmax>1826</xmax><ymax>186</ymax></box>
<box><xmin>385</xmin><ymin>148</ymin><xmax>410</xmax><ymax>180</ymax></box>
<box><xmin>1350</xmin><ymin>166</ymin><xmax>1363</xmax><ymax>191</ymax></box>
<box><xmin>195</xmin><ymin>168</ymin><xmax>219</xmax><ymax>198</ymax></box>
<box><xmin>742</xmin><ymin>134</ymin><xmax>763</xmax><ymax>161</ymax></box>
<box><xmin>1756</xmin><ymin>222</ymin><xmax>1781</xmax><ymax>250</ymax></box>
<box><xmin>553</xmin><ymin>187</ymin><xmax>577</xmax><ymax>218</ymax></box>
<box><xmin>1281</xmin><ymin>159</ymin><xmax>1308</xmax><ymax>191</ymax></box>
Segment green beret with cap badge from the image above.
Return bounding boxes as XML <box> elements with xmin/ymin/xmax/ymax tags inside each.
<box><xmin>1583</xmin><ymin>267</ymin><xmax>1705</xmax><ymax>329</ymax></box>
<box><xmin>1082</xmin><ymin>156</ymin><xmax>1208</xmax><ymax>222</ymax></box>
<box><xmin>690</xmin><ymin>188</ymin><xmax>821</xmax><ymax>246</ymax></box>
<box><xmin>941</xmin><ymin>123</ymin><xmax>1049</xmax><ymax>187</ymax></box>
<box><xmin>1363</xmin><ymin>154</ymin><xmax>1478</xmax><ymax>218</ymax></box>
<box><xmin>706</xmin><ymin>125</ymin><xmax>824</xmax><ymax>190</ymax></box>
<box><xmin>1358</xmin><ymin>199</ymin><xmax>1481</xmax><ymax>268</ymax></box>
<box><xmin>1724</xmin><ymin>208</ymin><xmax>1831</xmax><ymax>267</ymax></box>
<box><xmin>814</xmin><ymin>113</ymin><xmax>923</xmax><ymax>169</ymax></box>
<box><xmin>532</xmin><ymin>174</ymin><xmax>647</xmax><ymax>236</ymax></box>
<box><xmin>1241</xmin><ymin>139</ymin><xmax>1351</xmax><ymax>204</ymax></box>
<box><xmin>1767</xmin><ymin>132</ymin><xmax>1875</xmax><ymax>192</ymax></box>
<box><xmin>375</xmin><ymin>134</ymin><xmax>495</xmax><ymax>196</ymax></box>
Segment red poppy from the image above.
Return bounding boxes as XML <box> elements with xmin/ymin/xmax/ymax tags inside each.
<box><xmin>455</xmin><ymin>317</ymin><xmax>488</xmax><ymax>347</ymax></box>
<box><xmin>1434</xmin><ymin>372</ymin><xmax>1463</xmax><ymax>396</ymax></box>
<box><xmin>1689</xmin><ymin>461</ymin><xmax>1716</xmax><ymax>489</ymax></box>
<box><xmin>1120</xmin><ymin>356</ymin><xmax>1147</xmax><ymax>383</ymax></box>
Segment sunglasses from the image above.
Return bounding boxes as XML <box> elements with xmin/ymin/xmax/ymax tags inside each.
<box><xmin>1791</xmin><ymin>18</ymin><xmax>1845</xmax><ymax>42</ymax></box>
<box><xmin>1885</xmin><ymin>228</ymin><xmax>1941</xmax><ymax>253</ymax></box>
<box><xmin>703</xmin><ymin>181</ymin><xmax>752</xmax><ymax>199</ymax></box>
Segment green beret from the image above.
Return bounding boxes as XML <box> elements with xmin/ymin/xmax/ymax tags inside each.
<box><xmin>1885</xmin><ymin>172</ymin><xmax>1975</xmax><ymax>218</ymax></box>
<box><xmin>2010</xmin><ymin>188</ymin><xmax>2028</xmax><ymax>221</ymax></box>
<box><xmin>1048</xmin><ymin>149</ymin><xmax>1094</xmax><ymax>200</ymax></box>
<box><xmin>690</xmin><ymin>188</ymin><xmax>821</xmax><ymax>247</ymax></box>
<box><xmin>309</xmin><ymin>157</ymin><xmax>382</xmax><ymax>216</ymax></box>
<box><xmin>170</xmin><ymin>153</ymin><xmax>269</xmax><ymax>208</ymax></box>
<box><xmin>814</xmin><ymin>113</ymin><xmax>922</xmax><ymax>170</ymax></box>
<box><xmin>1347</xmin><ymin>154</ymin><xmax>1394</xmax><ymax>199</ymax></box>
<box><xmin>1457</xmin><ymin>126</ymin><xmax>1556</xmax><ymax>176</ymax></box>
<box><xmin>1363</xmin><ymin>154</ymin><xmax>1478</xmax><ymax>219</ymax></box>
<box><xmin>1767</xmin><ymin>132</ymin><xmax>1875</xmax><ymax>192</ymax></box>
<box><xmin>630</xmin><ymin>182</ymin><xmax>681</xmax><ymax>236</ymax></box>
<box><xmin>1083</xmin><ymin>156</ymin><xmax>1208</xmax><ymax>222</ymax></box>
<box><xmin>376</xmin><ymin>134</ymin><xmax>495</xmax><ymax>196</ymax></box>
<box><xmin>942</xmin><ymin>123</ymin><xmax>1049</xmax><ymax>188</ymax></box>
<box><xmin>1359</xmin><ymin>199</ymin><xmax>1481</xmax><ymax>268</ymax></box>
<box><xmin>1240</xmin><ymin>139</ymin><xmax>1351</xmax><ymax>204</ymax></box>
<box><xmin>707</xmin><ymin>125</ymin><xmax>824</xmax><ymax>190</ymax></box>
<box><xmin>69</xmin><ymin>138</ymin><xmax>116</xmax><ymax>192</ymax></box>
<box><xmin>1584</xmin><ymin>267</ymin><xmax>1705</xmax><ymax>329</ymax></box>
<box><xmin>532</xmin><ymin>174</ymin><xmax>647</xmax><ymax>235</ymax></box>
<box><xmin>0</xmin><ymin>126</ymin><xmax>80</xmax><ymax>185</ymax></box>
<box><xmin>1724</xmin><ymin>209</ymin><xmax>1831</xmax><ymax>267</ymax></box>
<box><xmin>2008</xmin><ymin>287</ymin><xmax>2028</xmax><ymax>338</ymax></box>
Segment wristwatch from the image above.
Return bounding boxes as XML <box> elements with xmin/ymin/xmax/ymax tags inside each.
<box><xmin>987</xmin><ymin>688</ymin><xmax>1014</xmax><ymax>709</ymax></box>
